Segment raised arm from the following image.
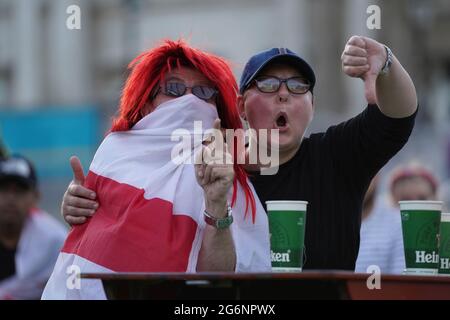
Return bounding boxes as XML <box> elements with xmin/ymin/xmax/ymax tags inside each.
<box><xmin>342</xmin><ymin>35</ymin><xmax>417</xmax><ymax>118</ymax></box>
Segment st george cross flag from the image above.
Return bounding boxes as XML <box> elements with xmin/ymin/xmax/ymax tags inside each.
<box><xmin>42</xmin><ymin>95</ymin><xmax>271</xmax><ymax>299</ymax></box>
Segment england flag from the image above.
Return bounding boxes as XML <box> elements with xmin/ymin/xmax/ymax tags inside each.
<box><xmin>42</xmin><ymin>95</ymin><xmax>271</xmax><ymax>299</ymax></box>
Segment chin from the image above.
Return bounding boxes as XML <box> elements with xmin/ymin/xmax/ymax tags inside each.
<box><xmin>278</xmin><ymin>135</ymin><xmax>303</xmax><ymax>151</ymax></box>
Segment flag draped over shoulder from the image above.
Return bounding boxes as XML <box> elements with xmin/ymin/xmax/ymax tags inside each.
<box><xmin>42</xmin><ymin>95</ymin><xmax>271</xmax><ymax>300</ymax></box>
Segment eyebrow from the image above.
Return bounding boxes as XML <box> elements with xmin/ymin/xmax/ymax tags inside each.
<box><xmin>259</xmin><ymin>74</ymin><xmax>305</xmax><ymax>78</ymax></box>
<box><xmin>164</xmin><ymin>75</ymin><xmax>184</xmax><ymax>82</ymax></box>
<box><xmin>164</xmin><ymin>75</ymin><xmax>214</xmax><ymax>87</ymax></box>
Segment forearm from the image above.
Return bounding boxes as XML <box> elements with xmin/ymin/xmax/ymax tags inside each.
<box><xmin>376</xmin><ymin>54</ymin><xmax>417</xmax><ymax>118</ymax></box>
<box><xmin>196</xmin><ymin>200</ymin><xmax>236</xmax><ymax>272</ymax></box>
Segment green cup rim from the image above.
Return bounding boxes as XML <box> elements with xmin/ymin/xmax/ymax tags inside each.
<box><xmin>441</xmin><ymin>213</ymin><xmax>450</xmax><ymax>222</ymax></box>
<box><xmin>399</xmin><ymin>200</ymin><xmax>443</xmax><ymax>211</ymax></box>
<box><xmin>266</xmin><ymin>200</ymin><xmax>308</xmax><ymax>211</ymax></box>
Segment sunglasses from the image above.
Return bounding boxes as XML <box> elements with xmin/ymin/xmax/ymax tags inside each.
<box><xmin>157</xmin><ymin>82</ymin><xmax>218</xmax><ymax>101</ymax></box>
<box><xmin>253</xmin><ymin>76</ymin><xmax>311</xmax><ymax>94</ymax></box>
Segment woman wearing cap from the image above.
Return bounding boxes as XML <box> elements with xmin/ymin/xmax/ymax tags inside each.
<box><xmin>236</xmin><ymin>35</ymin><xmax>417</xmax><ymax>271</ymax></box>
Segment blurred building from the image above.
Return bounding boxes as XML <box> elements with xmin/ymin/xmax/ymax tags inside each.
<box><xmin>0</xmin><ymin>0</ymin><xmax>449</xmax><ymax>215</ymax></box>
<box><xmin>0</xmin><ymin>0</ymin><xmax>449</xmax><ymax>117</ymax></box>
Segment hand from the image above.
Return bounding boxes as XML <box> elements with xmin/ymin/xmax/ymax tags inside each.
<box><xmin>341</xmin><ymin>35</ymin><xmax>388</xmax><ymax>104</ymax></box>
<box><xmin>61</xmin><ymin>156</ymin><xmax>98</xmax><ymax>225</ymax></box>
<box><xmin>195</xmin><ymin>119</ymin><xmax>234</xmax><ymax>218</ymax></box>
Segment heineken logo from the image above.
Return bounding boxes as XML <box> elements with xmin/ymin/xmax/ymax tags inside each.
<box><xmin>271</xmin><ymin>250</ymin><xmax>291</xmax><ymax>263</ymax></box>
<box><xmin>441</xmin><ymin>258</ymin><xmax>450</xmax><ymax>270</ymax></box>
<box><xmin>415</xmin><ymin>250</ymin><xmax>439</xmax><ymax>263</ymax></box>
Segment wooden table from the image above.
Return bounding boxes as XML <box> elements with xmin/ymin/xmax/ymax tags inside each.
<box><xmin>82</xmin><ymin>271</ymin><xmax>450</xmax><ymax>300</ymax></box>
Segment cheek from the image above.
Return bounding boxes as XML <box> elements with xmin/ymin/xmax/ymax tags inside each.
<box><xmin>244</xmin><ymin>95</ymin><xmax>273</xmax><ymax>129</ymax></box>
<box><xmin>290</xmin><ymin>104</ymin><xmax>313</xmax><ymax>134</ymax></box>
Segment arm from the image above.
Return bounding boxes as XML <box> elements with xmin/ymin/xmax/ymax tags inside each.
<box><xmin>342</xmin><ymin>35</ymin><xmax>417</xmax><ymax>118</ymax></box>
<box><xmin>196</xmin><ymin>200</ymin><xmax>236</xmax><ymax>271</ymax></box>
<box><xmin>376</xmin><ymin>53</ymin><xmax>417</xmax><ymax>118</ymax></box>
<box><xmin>195</xmin><ymin>119</ymin><xmax>236</xmax><ymax>272</ymax></box>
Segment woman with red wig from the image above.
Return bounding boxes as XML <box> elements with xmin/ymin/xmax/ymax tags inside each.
<box><xmin>42</xmin><ymin>39</ymin><xmax>270</xmax><ymax>299</ymax></box>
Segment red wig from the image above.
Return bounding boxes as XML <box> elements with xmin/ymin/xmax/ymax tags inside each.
<box><xmin>111</xmin><ymin>39</ymin><xmax>256</xmax><ymax>221</ymax></box>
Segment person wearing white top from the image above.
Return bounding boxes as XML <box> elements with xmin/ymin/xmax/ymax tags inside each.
<box><xmin>0</xmin><ymin>155</ymin><xmax>67</xmax><ymax>299</ymax></box>
<box><xmin>355</xmin><ymin>176</ymin><xmax>405</xmax><ymax>274</ymax></box>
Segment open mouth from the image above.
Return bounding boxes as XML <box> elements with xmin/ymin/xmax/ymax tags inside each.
<box><xmin>275</xmin><ymin>113</ymin><xmax>288</xmax><ymax>128</ymax></box>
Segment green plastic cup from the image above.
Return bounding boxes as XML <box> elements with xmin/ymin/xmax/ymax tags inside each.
<box><xmin>266</xmin><ymin>200</ymin><xmax>307</xmax><ymax>272</ymax></box>
<box><xmin>399</xmin><ymin>201</ymin><xmax>442</xmax><ymax>275</ymax></box>
<box><xmin>439</xmin><ymin>212</ymin><xmax>450</xmax><ymax>275</ymax></box>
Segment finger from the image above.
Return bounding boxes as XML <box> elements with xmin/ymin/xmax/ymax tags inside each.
<box><xmin>364</xmin><ymin>73</ymin><xmax>378</xmax><ymax>104</ymax></box>
<box><xmin>68</xmin><ymin>183</ymin><xmax>96</xmax><ymax>200</ymax></box>
<box><xmin>202</xmin><ymin>165</ymin><xmax>213</xmax><ymax>185</ymax></box>
<box><xmin>65</xmin><ymin>194</ymin><xmax>98</xmax><ymax>210</ymax></box>
<box><xmin>211</xmin><ymin>149</ymin><xmax>233</xmax><ymax>165</ymax></box>
<box><xmin>195</xmin><ymin>163</ymin><xmax>204</xmax><ymax>179</ymax></box>
<box><xmin>343</xmin><ymin>65</ymin><xmax>370</xmax><ymax>78</ymax></box>
<box><xmin>70</xmin><ymin>156</ymin><xmax>85</xmax><ymax>185</ymax></box>
<box><xmin>202</xmin><ymin>119</ymin><xmax>220</xmax><ymax>147</ymax></box>
<box><xmin>210</xmin><ymin>167</ymin><xmax>221</xmax><ymax>182</ymax></box>
<box><xmin>224</xmin><ymin>151</ymin><xmax>233</xmax><ymax>165</ymax></box>
<box><xmin>65</xmin><ymin>205</ymin><xmax>96</xmax><ymax>217</ymax></box>
<box><xmin>342</xmin><ymin>56</ymin><xmax>368</xmax><ymax>67</ymax></box>
<box><xmin>194</xmin><ymin>144</ymin><xmax>204</xmax><ymax>165</ymax></box>
<box><xmin>343</xmin><ymin>45</ymin><xmax>367</xmax><ymax>57</ymax></box>
<box><xmin>202</xmin><ymin>134</ymin><xmax>214</xmax><ymax>146</ymax></box>
<box><xmin>223</xmin><ymin>145</ymin><xmax>233</xmax><ymax>164</ymax></box>
<box><xmin>65</xmin><ymin>215</ymin><xmax>87</xmax><ymax>225</ymax></box>
<box><xmin>210</xmin><ymin>167</ymin><xmax>231</xmax><ymax>182</ymax></box>
<box><xmin>202</xmin><ymin>145</ymin><xmax>213</xmax><ymax>164</ymax></box>
<box><xmin>347</xmin><ymin>35</ymin><xmax>366</xmax><ymax>48</ymax></box>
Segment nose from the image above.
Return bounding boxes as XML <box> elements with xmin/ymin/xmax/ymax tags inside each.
<box><xmin>277</xmin><ymin>82</ymin><xmax>289</xmax><ymax>102</ymax></box>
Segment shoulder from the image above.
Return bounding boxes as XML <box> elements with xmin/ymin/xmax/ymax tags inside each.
<box><xmin>371</xmin><ymin>200</ymin><xmax>402</xmax><ymax>226</ymax></box>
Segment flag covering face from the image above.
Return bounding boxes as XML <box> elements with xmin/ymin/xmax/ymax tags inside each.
<box><xmin>42</xmin><ymin>95</ymin><xmax>271</xmax><ymax>299</ymax></box>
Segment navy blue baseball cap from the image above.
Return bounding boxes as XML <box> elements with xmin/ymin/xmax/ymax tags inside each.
<box><xmin>239</xmin><ymin>47</ymin><xmax>316</xmax><ymax>94</ymax></box>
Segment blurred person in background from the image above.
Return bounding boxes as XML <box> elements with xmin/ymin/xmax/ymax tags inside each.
<box><xmin>61</xmin><ymin>34</ymin><xmax>418</xmax><ymax>271</ymax></box>
<box><xmin>0</xmin><ymin>155</ymin><xmax>67</xmax><ymax>299</ymax></box>
<box><xmin>390</xmin><ymin>162</ymin><xmax>438</xmax><ymax>205</ymax></box>
<box><xmin>355</xmin><ymin>175</ymin><xmax>405</xmax><ymax>274</ymax></box>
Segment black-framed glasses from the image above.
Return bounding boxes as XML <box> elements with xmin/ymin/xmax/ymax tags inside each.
<box><xmin>253</xmin><ymin>76</ymin><xmax>311</xmax><ymax>94</ymax></box>
<box><xmin>159</xmin><ymin>82</ymin><xmax>218</xmax><ymax>101</ymax></box>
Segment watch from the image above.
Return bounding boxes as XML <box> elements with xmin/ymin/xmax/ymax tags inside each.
<box><xmin>380</xmin><ymin>45</ymin><xmax>393</xmax><ymax>75</ymax></box>
<box><xmin>204</xmin><ymin>205</ymin><xmax>233</xmax><ymax>229</ymax></box>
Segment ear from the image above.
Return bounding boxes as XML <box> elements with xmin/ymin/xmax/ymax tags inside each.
<box><xmin>237</xmin><ymin>94</ymin><xmax>246</xmax><ymax>120</ymax></box>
